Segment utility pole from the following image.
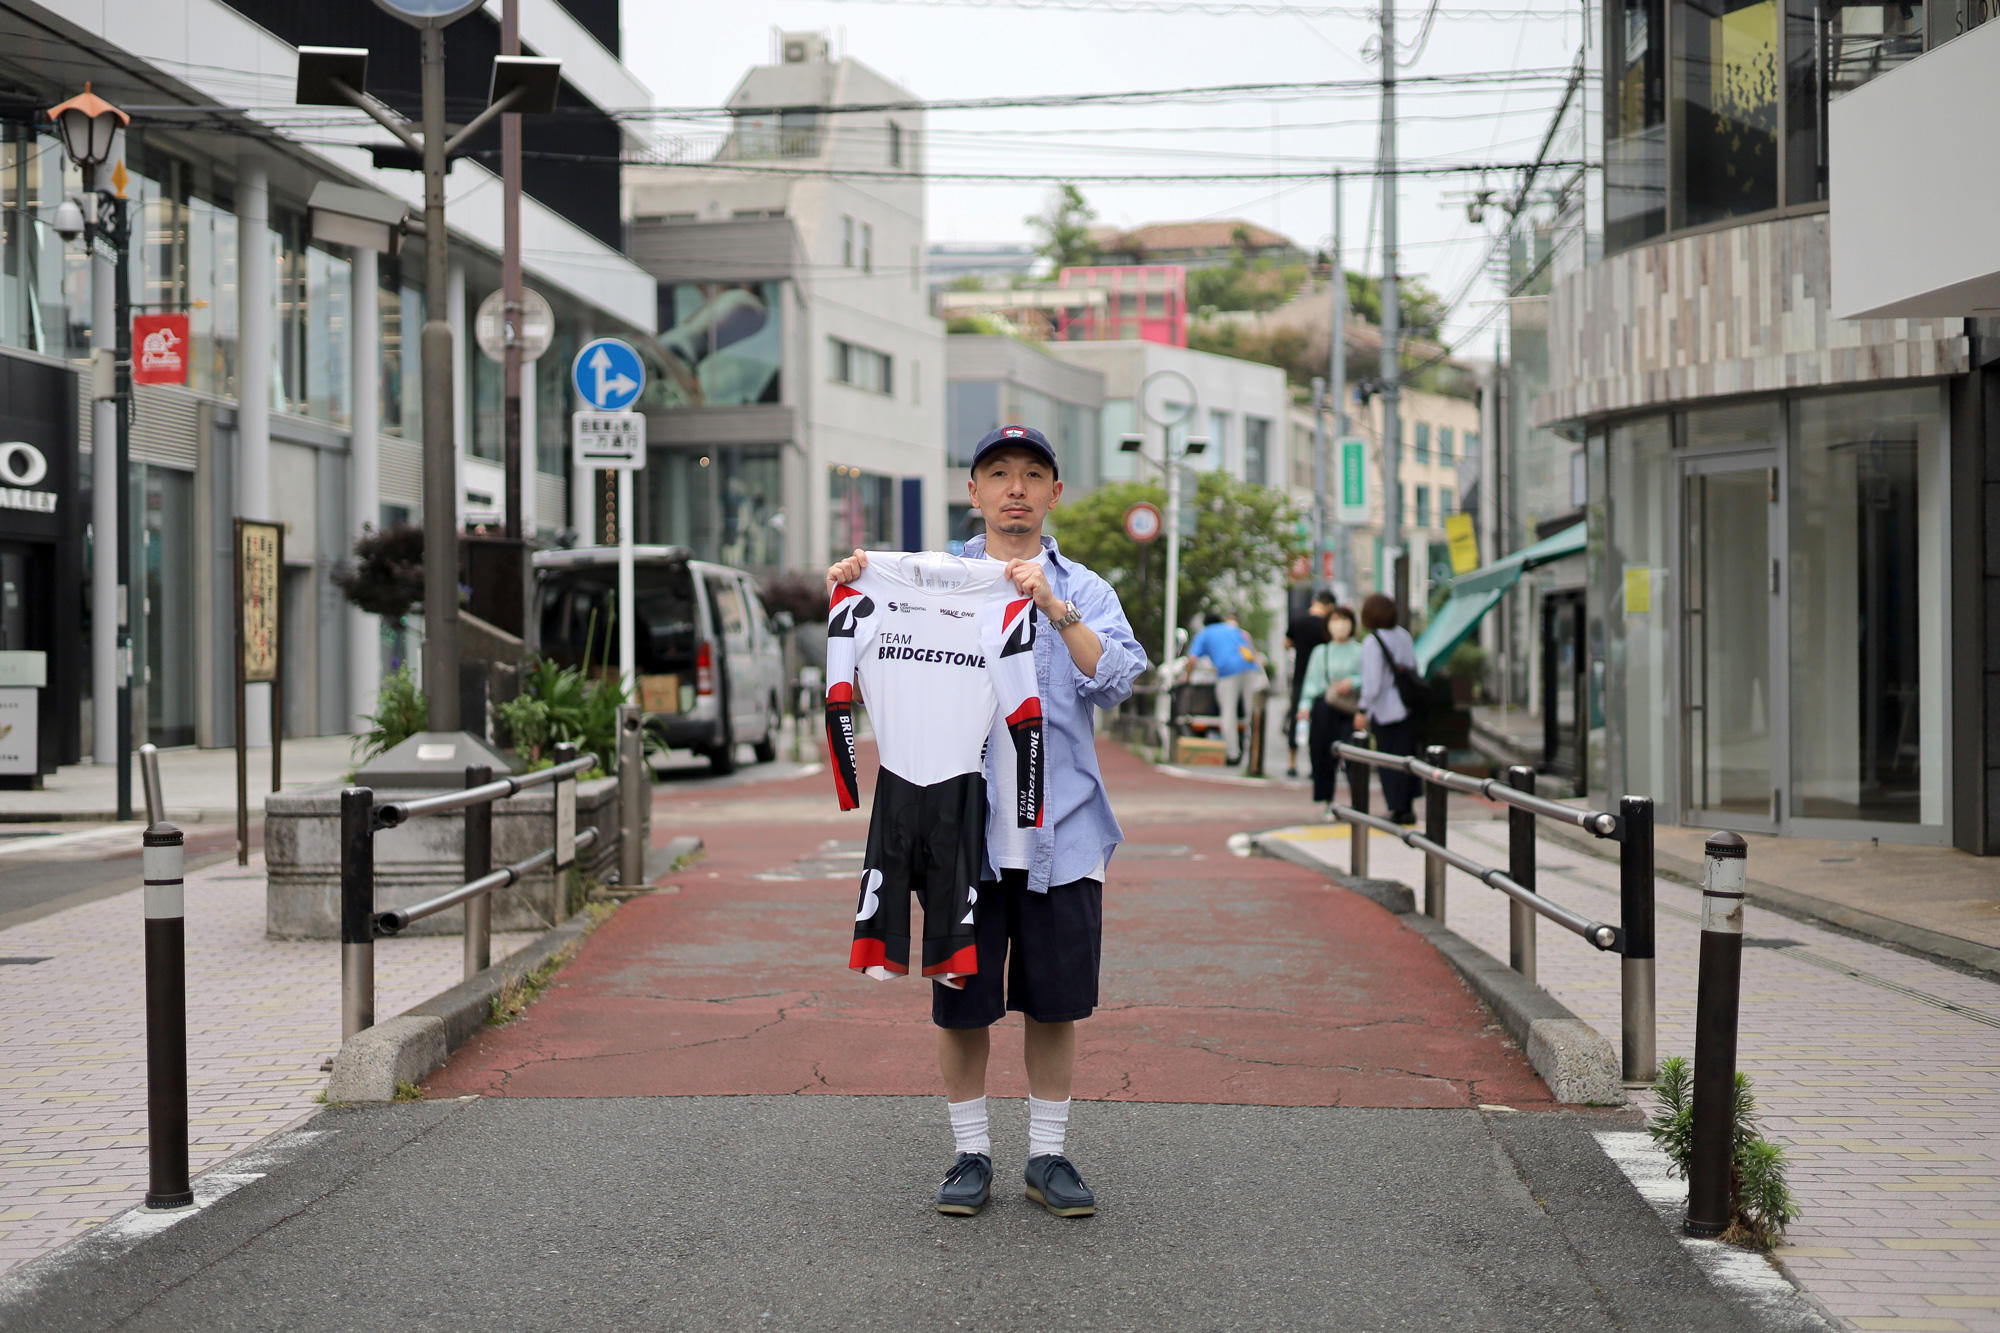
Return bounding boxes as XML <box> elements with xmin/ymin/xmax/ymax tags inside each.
<box><xmin>1310</xmin><ymin>375</ymin><xmax>1327</xmax><ymax>588</ymax></box>
<box><xmin>1329</xmin><ymin>168</ymin><xmax>1354</xmax><ymax>600</ymax></box>
<box><xmin>1378</xmin><ymin>0</ymin><xmax>1407</xmax><ymax>617</ymax></box>
<box><xmin>501</xmin><ymin>0</ymin><xmax>527</xmax><ymax>636</ymax></box>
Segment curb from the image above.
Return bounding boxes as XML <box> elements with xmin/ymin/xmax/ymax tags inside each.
<box><xmin>1534</xmin><ymin>819</ymin><xmax>2000</xmax><ymax>981</ymax></box>
<box><xmin>327</xmin><ymin>906</ymin><xmax>607</xmax><ymax>1103</ymax></box>
<box><xmin>1250</xmin><ymin>830</ymin><xmax>1625</xmax><ymax>1106</ymax></box>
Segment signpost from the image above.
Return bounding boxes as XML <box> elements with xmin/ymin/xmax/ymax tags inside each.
<box><xmin>233</xmin><ymin>520</ymin><xmax>283</xmax><ymax>867</ymax></box>
<box><xmin>571</xmin><ymin>339</ymin><xmax>647</xmax><ymax>697</ymax></box>
<box><xmin>1335</xmin><ymin>438</ymin><xmax>1369</xmax><ymax>525</ymax></box>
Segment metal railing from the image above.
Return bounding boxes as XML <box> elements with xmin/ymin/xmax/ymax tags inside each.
<box><xmin>339</xmin><ymin>743</ymin><xmax>601</xmax><ymax>1041</ymax></box>
<box><xmin>1332</xmin><ymin>733</ymin><xmax>1657</xmax><ymax>1083</ymax></box>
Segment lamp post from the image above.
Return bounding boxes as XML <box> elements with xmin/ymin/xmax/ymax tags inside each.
<box><xmin>1118</xmin><ymin>369</ymin><xmax>1208</xmax><ymax>670</ymax></box>
<box><xmin>294</xmin><ymin>15</ymin><xmax>559</xmax><ymax>733</ymax></box>
<box><xmin>48</xmin><ymin>83</ymin><xmax>134</xmax><ymax>822</ymax></box>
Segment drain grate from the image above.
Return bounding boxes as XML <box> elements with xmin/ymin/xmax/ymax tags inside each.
<box><xmin>0</xmin><ymin>956</ymin><xmax>52</xmax><ymax>966</ymax></box>
<box><xmin>1742</xmin><ymin>937</ymin><xmax>1804</xmax><ymax>950</ymax></box>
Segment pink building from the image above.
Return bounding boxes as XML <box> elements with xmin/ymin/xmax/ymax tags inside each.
<box><xmin>1054</xmin><ymin>265</ymin><xmax>1188</xmax><ymax>346</ymax></box>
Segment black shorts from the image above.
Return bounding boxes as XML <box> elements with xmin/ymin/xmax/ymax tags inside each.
<box><xmin>850</xmin><ymin>768</ymin><xmax>984</xmax><ymax>984</ymax></box>
<box><xmin>933</xmin><ymin>870</ymin><xmax>1103</xmax><ymax>1029</ymax></box>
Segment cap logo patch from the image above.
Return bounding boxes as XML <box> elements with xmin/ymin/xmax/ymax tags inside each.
<box><xmin>1005</xmin><ymin>428</ymin><xmax>1025</xmax><ymax>437</ymax></box>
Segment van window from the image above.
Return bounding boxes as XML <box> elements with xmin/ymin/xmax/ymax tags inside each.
<box><xmin>538</xmin><ymin>561</ymin><xmax>698</xmax><ymax>673</ymax></box>
<box><xmin>705</xmin><ymin>574</ymin><xmax>752</xmax><ymax>656</ymax></box>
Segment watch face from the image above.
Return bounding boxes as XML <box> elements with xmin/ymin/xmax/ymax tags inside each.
<box><xmin>372</xmin><ymin>0</ymin><xmax>484</xmax><ymax>24</ymax></box>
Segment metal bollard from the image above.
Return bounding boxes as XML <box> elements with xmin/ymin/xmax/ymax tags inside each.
<box><xmin>142</xmin><ymin>822</ymin><xmax>192</xmax><ymax>1209</ymax></box>
<box><xmin>1506</xmin><ymin>765</ymin><xmax>1538</xmax><ymax>982</ymax></box>
<box><xmin>138</xmin><ymin>743</ymin><xmax>165</xmax><ymax>826</ymax></box>
<box><xmin>463</xmin><ymin>765</ymin><xmax>493</xmax><ymax>980</ymax></box>
<box><xmin>1686</xmin><ymin>830</ymin><xmax>1747</xmax><ymax>1237</ymax></box>
<box><xmin>339</xmin><ymin>787</ymin><xmax>376</xmax><ymax>1041</ymax></box>
<box><xmin>552</xmin><ymin>743</ymin><xmax>579</xmax><ymax>899</ymax></box>
<box><xmin>1347</xmin><ymin>733</ymin><xmax>1370</xmax><ymax>879</ymax></box>
<box><xmin>1619</xmin><ymin>795</ymin><xmax>1658</xmax><ymax>1083</ymax></box>
<box><xmin>1423</xmin><ymin>745</ymin><xmax>1448</xmax><ymax>922</ymax></box>
<box><xmin>618</xmin><ymin>706</ymin><xmax>645</xmax><ymax>890</ymax></box>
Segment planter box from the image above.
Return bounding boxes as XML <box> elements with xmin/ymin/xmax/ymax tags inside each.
<box><xmin>263</xmin><ymin>776</ymin><xmax>620</xmax><ymax>940</ymax></box>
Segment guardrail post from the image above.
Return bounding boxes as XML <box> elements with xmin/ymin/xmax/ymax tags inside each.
<box><xmin>340</xmin><ymin>786</ymin><xmax>375</xmax><ymax>1041</ymax></box>
<box><xmin>618</xmin><ymin>705</ymin><xmax>645</xmax><ymax>890</ymax></box>
<box><xmin>462</xmin><ymin>764</ymin><xmax>493</xmax><ymax>981</ymax></box>
<box><xmin>553</xmin><ymin>742</ymin><xmax>579</xmax><ymax>911</ymax></box>
<box><xmin>1423</xmin><ymin>744</ymin><xmax>1448</xmax><ymax>922</ymax></box>
<box><xmin>1347</xmin><ymin>734</ymin><xmax>1370</xmax><ymax>879</ymax></box>
<box><xmin>141</xmin><ymin>821</ymin><xmax>192</xmax><ymax>1209</ymax></box>
<box><xmin>1619</xmin><ymin>794</ymin><xmax>1658</xmax><ymax>1083</ymax></box>
<box><xmin>1686</xmin><ymin>830</ymin><xmax>1747</xmax><ymax>1237</ymax></box>
<box><xmin>1506</xmin><ymin>765</ymin><xmax>1538</xmax><ymax>982</ymax></box>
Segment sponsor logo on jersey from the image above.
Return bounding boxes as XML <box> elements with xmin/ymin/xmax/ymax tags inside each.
<box><xmin>885</xmin><ymin>601</ymin><xmax>926</xmax><ymax>614</ymax></box>
<box><xmin>854</xmin><ymin>867</ymin><xmax>884</xmax><ymax>922</ymax></box>
<box><xmin>825</xmin><ymin>680</ymin><xmax>859</xmax><ymax>809</ymax></box>
<box><xmin>938</xmin><ymin>607</ymin><xmax>975</xmax><ymax>620</ymax></box>
<box><xmin>1000</xmin><ymin>597</ymin><xmax>1036</xmax><ymax>659</ymax></box>
<box><xmin>876</xmin><ymin>644</ymin><xmax>986</xmax><ymax>667</ymax></box>
<box><xmin>1006</xmin><ymin>697</ymin><xmax>1045</xmax><ymax>828</ymax></box>
<box><xmin>828</xmin><ymin>585</ymin><xmax>875</xmax><ymax>639</ymax></box>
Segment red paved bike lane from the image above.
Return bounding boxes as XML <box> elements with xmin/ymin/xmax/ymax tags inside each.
<box><xmin>427</xmin><ymin>742</ymin><xmax>1553</xmax><ymax>1108</ymax></box>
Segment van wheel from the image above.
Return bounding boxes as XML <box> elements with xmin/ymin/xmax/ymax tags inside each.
<box><xmin>752</xmin><ymin>698</ymin><xmax>780</xmax><ymax>764</ymax></box>
<box><xmin>708</xmin><ymin>722</ymin><xmax>738</xmax><ymax>775</ymax></box>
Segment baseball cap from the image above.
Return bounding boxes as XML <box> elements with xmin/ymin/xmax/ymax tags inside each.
<box><xmin>970</xmin><ymin>424</ymin><xmax>1059</xmax><ymax>479</ymax></box>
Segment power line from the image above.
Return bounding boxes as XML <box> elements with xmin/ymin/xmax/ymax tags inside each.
<box><xmin>800</xmin><ymin>0</ymin><xmax>1578</xmax><ymax>17</ymax></box>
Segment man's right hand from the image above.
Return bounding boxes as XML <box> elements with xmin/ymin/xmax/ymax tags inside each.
<box><xmin>825</xmin><ymin>547</ymin><xmax>868</xmax><ymax>599</ymax></box>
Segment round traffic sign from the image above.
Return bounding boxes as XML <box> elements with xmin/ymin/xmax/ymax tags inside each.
<box><xmin>571</xmin><ymin>338</ymin><xmax>646</xmax><ymax>413</ymax></box>
<box><xmin>475</xmin><ymin>288</ymin><xmax>554</xmax><ymax>364</ymax></box>
<box><xmin>1124</xmin><ymin>501</ymin><xmax>1163</xmax><ymax>543</ymax></box>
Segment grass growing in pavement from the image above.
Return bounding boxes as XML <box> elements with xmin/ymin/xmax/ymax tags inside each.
<box><xmin>1646</xmin><ymin>1054</ymin><xmax>1800</xmax><ymax>1250</ymax></box>
<box><xmin>487</xmin><ymin>900</ymin><xmax>618</xmax><ymax>1026</ymax></box>
<box><xmin>393</xmin><ymin>1080</ymin><xmax>424</xmax><ymax>1102</ymax></box>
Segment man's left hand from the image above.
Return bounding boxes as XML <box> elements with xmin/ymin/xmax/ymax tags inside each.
<box><xmin>1005</xmin><ymin>559</ymin><xmax>1065</xmax><ymax>619</ymax></box>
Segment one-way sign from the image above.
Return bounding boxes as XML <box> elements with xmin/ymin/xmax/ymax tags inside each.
<box><xmin>571</xmin><ymin>337</ymin><xmax>645</xmax><ymax>412</ymax></box>
<box><xmin>572</xmin><ymin>410</ymin><xmax>645</xmax><ymax>470</ymax></box>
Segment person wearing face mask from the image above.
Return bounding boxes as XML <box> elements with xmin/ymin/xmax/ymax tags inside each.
<box><xmin>1296</xmin><ymin>604</ymin><xmax>1363</xmax><ymax>813</ymax></box>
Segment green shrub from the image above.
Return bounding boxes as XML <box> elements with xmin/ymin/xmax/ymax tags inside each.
<box><xmin>502</xmin><ymin>656</ymin><xmax>660</xmax><ymax>777</ymax></box>
<box><xmin>353</xmin><ymin>665</ymin><xmax>428</xmax><ymax>765</ymax></box>
<box><xmin>1646</xmin><ymin>1054</ymin><xmax>1800</xmax><ymax>1250</ymax></box>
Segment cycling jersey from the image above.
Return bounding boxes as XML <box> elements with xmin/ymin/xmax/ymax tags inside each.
<box><xmin>825</xmin><ymin>552</ymin><xmax>1045</xmax><ymax>985</ymax></box>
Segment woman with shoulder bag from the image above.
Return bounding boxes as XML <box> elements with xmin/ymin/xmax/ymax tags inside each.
<box><xmin>1297</xmin><ymin>604</ymin><xmax>1363</xmax><ymax>812</ymax></box>
<box><xmin>1354</xmin><ymin>592</ymin><xmax>1422</xmax><ymax>826</ymax></box>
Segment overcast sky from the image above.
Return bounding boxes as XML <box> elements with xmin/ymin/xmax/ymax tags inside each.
<box><xmin>621</xmin><ymin>0</ymin><xmax>1588</xmax><ymax>355</ymax></box>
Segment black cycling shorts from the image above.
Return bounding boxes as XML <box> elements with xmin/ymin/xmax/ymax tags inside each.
<box><xmin>850</xmin><ymin>768</ymin><xmax>985</xmax><ymax>985</ymax></box>
<box><xmin>933</xmin><ymin>869</ymin><xmax>1103</xmax><ymax>1029</ymax></box>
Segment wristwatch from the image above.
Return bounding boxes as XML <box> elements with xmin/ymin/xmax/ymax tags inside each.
<box><xmin>1048</xmin><ymin>601</ymin><xmax>1083</xmax><ymax>632</ymax></box>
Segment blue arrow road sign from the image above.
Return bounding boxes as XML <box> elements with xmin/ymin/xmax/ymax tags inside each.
<box><xmin>572</xmin><ymin>338</ymin><xmax>645</xmax><ymax>412</ymax></box>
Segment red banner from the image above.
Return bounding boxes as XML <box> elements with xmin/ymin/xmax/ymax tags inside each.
<box><xmin>132</xmin><ymin>314</ymin><xmax>190</xmax><ymax>386</ymax></box>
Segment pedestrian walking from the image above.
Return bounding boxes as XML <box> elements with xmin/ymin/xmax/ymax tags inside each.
<box><xmin>1188</xmin><ymin>612</ymin><xmax>1266</xmax><ymax>766</ymax></box>
<box><xmin>826</xmin><ymin>423</ymin><xmax>1147</xmax><ymax>1221</ymax></box>
<box><xmin>1354</xmin><ymin>593</ymin><xmax>1422</xmax><ymax>825</ymax></box>
<box><xmin>1298</xmin><ymin>603</ymin><xmax>1362</xmax><ymax>812</ymax></box>
<box><xmin>1284</xmin><ymin>591</ymin><xmax>1334</xmax><ymax>777</ymax></box>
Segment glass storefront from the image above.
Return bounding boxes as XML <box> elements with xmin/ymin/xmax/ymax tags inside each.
<box><xmin>828</xmin><ymin>466</ymin><xmax>896</xmax><ymax>559</ymax></box>
<box><xmin>651</xmin><ymin>281</ymin><xmax>784</xmax><ymax>408</ymax></box>
<box><xmin>1595</xmin><ymin>386</ymin><xmax>1949</xmax><ymax>839</ymax></box>
<box><xmin>646</xmin><ymin>445</ymin><xmax>784</xmax><ymax>569</ymax></box>
<box><xmin>1676</xmin><ymin>0</ymin><xmax>1780</xmax><ymax>227</ymax></box>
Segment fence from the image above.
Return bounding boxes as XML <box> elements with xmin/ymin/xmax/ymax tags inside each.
<box><xmin>1331</xmin><ymin>733</ymin><xmax>1657</xmax><ymax>1083</ymax></box>
<box><xmin>338</xmin><ymin>743</ymin><xmax>602</xmax><ymax>1041</ymax></box>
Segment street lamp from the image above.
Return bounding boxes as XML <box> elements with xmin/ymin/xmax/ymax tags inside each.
<box><xmin>1120</xmin><ymin>370</ymin><xmax>1208</xmax><ymax>669</ymax></box>
<box><xmin>293</xmin><ymin>30</ymin><xmax>560</xmax><ymax>740</ymax></box>
<box><xmin>47</xmin><ymin>83</ymin><xmax>136</xmax><ymax>822</ymax></box>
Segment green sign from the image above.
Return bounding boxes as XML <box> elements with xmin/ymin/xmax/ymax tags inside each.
<box><xmin>1335</xmin><ymin>438</ymin><xmax>1369</xmax><ymax>524</ymax></box>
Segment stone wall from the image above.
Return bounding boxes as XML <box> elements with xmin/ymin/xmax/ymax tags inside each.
<box><xmin>1536</xmin><ymin>214</ymin><xmax>1971</xmax><ymax>427</ymax></box>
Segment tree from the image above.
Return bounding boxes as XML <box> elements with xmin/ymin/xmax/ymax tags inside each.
<box><xmin>1053</xmin><ymin>472</ymin><xmax>1302</xmax><ymax>661</ymax></box>
<box><xmin>331</xmin><ymin>524</ymin><xmax>425</xmax><ymax>626</ymax></box>
<box><xmin>1025</xmin><ymin>184</ymin><xmax>1099</xmax><ymax>272</ymax></box>
<box><xmin>1344</xmin><ymin>272</ymin><xmax>1450</xmax><ymax>347</ymax></box>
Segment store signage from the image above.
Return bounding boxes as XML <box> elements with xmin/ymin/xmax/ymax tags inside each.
<box><xmin>0</xmin><ymin>441</ymin><xmax>56</xmax><ymax>514</ymax></box>
<box><xmin>0</xmin><ymin>686</ymin><xmax>36</xmax><ymax>776</ymax></box>
<box><xmin>132</xmin><ymin>314</ymin><xmax>191</xmax><ymax>386</ymax></box>
<box><xmin>1446</xmin><ymin>512</ymin><xmax>1479</xmax><ymax>575</ymax></box>
<box><xmin>1335</xmin><ymin>438</ymin><xmax>1369</xmax><ymax>525</ymax></box>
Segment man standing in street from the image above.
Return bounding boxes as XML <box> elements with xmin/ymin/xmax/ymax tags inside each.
<box><xmin>1189</xmin><ymin>612</ymin><xmax>1265</xmax><ymax>766</ymax></box>
<box><xmin>825</xmin><ymin>424</ymin><xmax>1147</xmax><ymax>1220</ymax></box>
<box><xmin>1284</xmin><ymin>591</ymin><xmax>1334</xmax><ymax>776</ymax></box>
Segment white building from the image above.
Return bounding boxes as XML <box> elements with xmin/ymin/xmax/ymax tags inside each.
<box><xmin>623</xmin><ymin>34</ymin><xmax>946</xmax><ymax>568</ymax></box>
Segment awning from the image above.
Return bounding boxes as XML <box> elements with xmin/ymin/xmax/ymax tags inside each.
<box><xmin>1412</xmin><ymin>521</ymin><xmax>1587</xmax><ymax>676</ymax></box>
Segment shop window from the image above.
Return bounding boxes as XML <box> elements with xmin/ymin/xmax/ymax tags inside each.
<box><xmin>1608</xmin><ymin>0</ymin><xmax>1669</xmax><ymax>248</ymax></box>
<box><xmin>828</xmin><ymin>335</ymin><xmax>892</xmax><ymax>395</ymax></box>
<box><xmin>828</xmin><ymin>466</ymin><xmax>896</xmax><ymax>558</ymax></box>
<box><xmin>1245</xmin><ymin>415</ymin><xmax>1271</xmax><ymax>486</ymax></box>
<box><xmin>1676</xmin><ymin>0</ymin><xmax>1781</xmax><ymax>228</ymax></box>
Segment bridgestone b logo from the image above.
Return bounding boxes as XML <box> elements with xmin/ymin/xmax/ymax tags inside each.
<box><xmin>829</xmin><ymin>593</ymin><xmax>875</xmax><ymax>638</ymax></box>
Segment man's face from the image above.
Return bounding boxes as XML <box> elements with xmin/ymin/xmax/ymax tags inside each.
<box><xmin>969</xmin><ymin>448</ymin><xmax>1062</xmax><ymax>536</ymax></box>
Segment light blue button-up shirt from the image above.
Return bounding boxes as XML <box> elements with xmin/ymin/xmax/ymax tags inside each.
<box><xmin>965</xmin><ymin>534</ymin><xmax>1149</xmax><ymax>892</ymax></box>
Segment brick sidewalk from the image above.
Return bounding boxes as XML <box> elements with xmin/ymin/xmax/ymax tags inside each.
<box><xmin>0</xmin><ymin>854</ymin><xmax>533</xmax><ymax>1275</ymax></box>
<box><xmin>1267</xmin><ymin>819</ymin><xmax>2000</xmax><ymax>1333</ymax></box>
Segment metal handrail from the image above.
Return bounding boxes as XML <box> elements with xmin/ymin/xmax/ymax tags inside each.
<box><xmin>376</xmin><ymin>752</ymin><xmax>598</xmax><ymax>827</ymax></box>
<box><xmin>376</xmin><ymin>825</ymin><xmax>602</xmax><ymax>936</ymax></box>
<box><xmin>1333</xmin><ymin>740</ymin><xmax>1619</xmax><ymax>838</ymax></box>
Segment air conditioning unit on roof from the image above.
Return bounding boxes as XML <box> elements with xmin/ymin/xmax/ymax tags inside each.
<box><xmin>781</xmin><ymin>32</ymin><xmax>829</xmax><ymax>64</ymax></box>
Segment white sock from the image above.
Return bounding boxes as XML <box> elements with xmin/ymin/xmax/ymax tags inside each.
<box><xmin>1028</xmin><ymin>1095</ymin><xmax>1070</xmax><ymax>1160</ymax></box>
<box><xmin>947</xmin><ymin>1096</ymin><xmax>990</xmax><ymax>1157</ymax></box>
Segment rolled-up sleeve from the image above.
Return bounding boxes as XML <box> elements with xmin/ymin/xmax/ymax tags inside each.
<box><xmin>1067</xmin><ymin>573</ymin><xmax>1148</xmax><ymax>707</ymax></box>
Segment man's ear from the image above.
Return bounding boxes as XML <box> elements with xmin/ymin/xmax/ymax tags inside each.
<box><xmin>966</xmin><ymin>475</ymin><xmax>979</xmax><ymax>507</ymax></box>
<box><xmin>1050</xmin><ymin>479</ymin><xmax>1063</xmax><ymax>507</ymax></box>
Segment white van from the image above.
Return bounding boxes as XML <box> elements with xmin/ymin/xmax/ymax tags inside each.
<box><xmin>533</xmin><ymin>546</ymin><xmax>786</xmax><ymax>773</ymax></box>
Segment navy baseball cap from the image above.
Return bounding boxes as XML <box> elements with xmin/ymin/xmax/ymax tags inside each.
<box><xmin>970</xmin><ymin>424</ymin><xmax>1059</xmax><ymax>479</ymax></box>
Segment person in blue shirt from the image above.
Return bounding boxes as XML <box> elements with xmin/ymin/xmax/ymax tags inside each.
<box><xmin>826</xmin><ymin>424</ymin><xmax>1147</xmax><ymax>1222</ymax></box>
<box><xmin>1188</xmin><ymin>613</ymin><xmax>1266</xmax><ymax>765</ymax></box>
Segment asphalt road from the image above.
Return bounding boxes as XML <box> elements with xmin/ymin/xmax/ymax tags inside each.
<box><xmin>0</xmin><ymin>1096</ymin><xmax>1821</xmax><ymax>1333</ymax></box>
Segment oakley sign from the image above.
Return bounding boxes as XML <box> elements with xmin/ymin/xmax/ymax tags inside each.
<box><xmin>0</xmin><ymin>441</ymin><xmax>54</xmax><ymax>514</ymax></box>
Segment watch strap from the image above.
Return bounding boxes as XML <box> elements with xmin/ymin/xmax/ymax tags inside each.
<box><xmin>1049</xmin><ymin>601</ymin><xmax>1083</xmax><ymax>631</ymax></box>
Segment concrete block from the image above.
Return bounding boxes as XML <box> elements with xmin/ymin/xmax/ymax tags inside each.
<box><xmin>327</xmin><ymin>1015</ymin><xmax>447</xmax><ymax>1103</ymax></box>
<box><xmin>1524</xmin><ymin>1017</ymin><xmax>1626</xmax><ymax>1107</ymax></box>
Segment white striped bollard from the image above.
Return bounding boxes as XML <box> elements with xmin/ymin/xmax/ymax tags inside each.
<box><xmin>142</xmin><ymin>822</ymin><xmax>193</xmax><ymax>1209</ymax></box>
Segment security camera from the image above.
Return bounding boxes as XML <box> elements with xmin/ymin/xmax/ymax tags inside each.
<box><xmin>52</xmin><ymin>196</ymin><xmax>86</xmax><ymax>242</ymax></box>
